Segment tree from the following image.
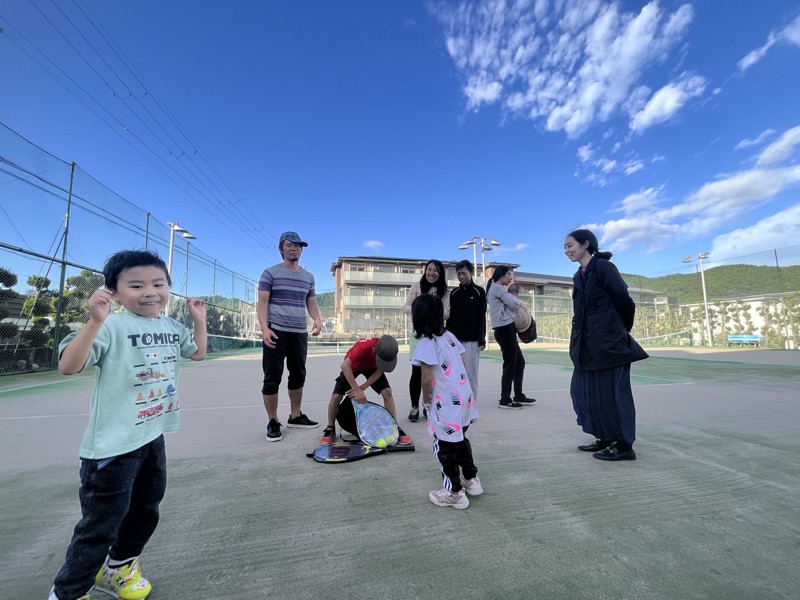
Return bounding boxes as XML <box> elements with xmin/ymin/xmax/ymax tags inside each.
<box><xmin>54</xmin><ymin>270</ymin><xmax>105</xmax><ymax>324</ymax></box>
<box><xmin>0</xmin><ymin>267</ymin><xmax>20</xmax><ymax>340</ymax></box>
<box><xmin>0</xmin><ymin>267</ymin><xmax>18</xmax><ymax>289</ymax></box>
<box><xmin>27</xmin><ymin>275</ymin><xmax>51</xmax><ymax>291</ymax></box>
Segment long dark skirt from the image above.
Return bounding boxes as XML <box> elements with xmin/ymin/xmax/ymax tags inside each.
<box><xmin>570</xmin><ymin>364</ymin><xmax>636</xmax><ymax>444</ymax></box>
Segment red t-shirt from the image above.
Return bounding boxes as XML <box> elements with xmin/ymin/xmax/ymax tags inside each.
<box><xmin>344</xmin><ymin>338</ymin><xmax>379</xmax><ymax>372</ymax></box>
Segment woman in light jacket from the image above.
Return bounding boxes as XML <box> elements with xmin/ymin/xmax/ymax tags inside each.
<box><xmin>486</xmin><ymin>266</ymin><xmax>534</xmax><ymax>409</ymax></box>
<box><xmin>565</xmin><ymin>229</ymin><xmax>648</xmax><ymax>461</ymax></box>
<box><xmin>402</xmin><ymin>260</ymin><xmax>450</xmax><ymax>421</ymax></box>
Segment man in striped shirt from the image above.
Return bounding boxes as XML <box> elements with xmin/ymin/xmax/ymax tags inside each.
<box><xmin>257</xmin><ymin>231</ymin><xmax>323</xmax><ymax>442</ymax></box>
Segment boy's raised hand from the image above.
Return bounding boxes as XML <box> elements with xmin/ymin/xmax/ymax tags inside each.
<box><xmin>186</xmin><ymin>298</ymin><xmax>207</xmax><ymax>320</ymax></box>
<box><xmin>87</xmin><ymin>288</ymin><xmax>114</xmax><ymax>323</ymax></box>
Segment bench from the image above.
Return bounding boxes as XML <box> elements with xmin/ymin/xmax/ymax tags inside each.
<box><xmin>726</xmin><ymin>334</ymin><xmax>761</xmax><ymax>347</ymax></box>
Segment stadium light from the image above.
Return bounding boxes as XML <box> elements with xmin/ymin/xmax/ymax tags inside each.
<box><xmin>458</xmin><ymin>236</ymin><xmax>501</xmax><ymax>283</ymax></box>
<box><xmin>167</xmin><ymin>222</ymin><xmax>195</xmax><ymax>317</ymax></box>
<box><xmin>684</xmin><ymin>253</ymin><xmax>713</xmax><ymax>346</ymax></box>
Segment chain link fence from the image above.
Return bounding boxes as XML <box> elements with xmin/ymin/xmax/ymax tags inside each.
<box><xmin>1</xmin><ymin>123</ymin><xmax>260</xmax><ymax>374</ymax></box>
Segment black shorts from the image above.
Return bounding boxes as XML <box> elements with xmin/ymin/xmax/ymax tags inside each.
<box><xmin>332</xmin><ymin>368</ymin><xmax>391</xmax><ymax>396</ymax></box>
<box><xmin>261</xmin><ymin>328</ymin><xmax>308</xmax><ymax>395</ymax></box>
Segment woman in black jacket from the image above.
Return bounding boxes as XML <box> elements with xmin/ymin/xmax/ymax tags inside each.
<box><xmin>564</xmin><ymin>229</ymin><xmax>648</xmax><ymax>461</ymax></box>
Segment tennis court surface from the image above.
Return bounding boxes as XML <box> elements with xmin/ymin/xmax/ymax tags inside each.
<box><xmin>1</xmin><ymin>345</ymin><xmax>798</xmax><ymax>599</ymax></box>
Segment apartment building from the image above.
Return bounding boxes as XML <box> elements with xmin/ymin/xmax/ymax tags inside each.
<box><xmin>329</xmin><ymin>256</ymin><xmax>671</xmax><ymax>338</ymax></box>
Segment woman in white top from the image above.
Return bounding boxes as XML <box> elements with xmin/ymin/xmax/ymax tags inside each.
<box><xmin>402</xmin><ymin>260</ymin><xmax>450</xmax><ymax>421</ymax></box>
<box><xmin>486</xmin><ymin>266</ymin><xmax>534</xmax><ymax>409</ymax></box>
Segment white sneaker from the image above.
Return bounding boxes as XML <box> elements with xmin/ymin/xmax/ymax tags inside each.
<box><xmin>428</xmin><ymin>488</ymin><xmax>469</xmax><ymax>509</ymax></box>
<box><xmin>461</xmin><ymin>476</ymin><xmax>484</xmax><ymax>496</ymax></box>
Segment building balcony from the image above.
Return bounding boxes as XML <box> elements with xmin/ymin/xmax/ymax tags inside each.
<box><xmin>342</xmin><ymin>295</ymin><xmax>406</xmax><ymax>308</ymax></box>
<box><xmin>343</xmin><ymin>271</ymin><xmax>421</xmax><ymax>284</ymax></box>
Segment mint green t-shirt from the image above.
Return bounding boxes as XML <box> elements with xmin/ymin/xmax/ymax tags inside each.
<box><xmin>59</xmin><ymin>311</ymin><xmax>199</xmax><ymax>459</ymax></box>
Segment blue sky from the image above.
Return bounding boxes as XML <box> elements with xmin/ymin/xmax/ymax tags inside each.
<box><xmin>2</xmin><ymin>0</ymin><xmax>800</xmax><ymax>294</ymax></box>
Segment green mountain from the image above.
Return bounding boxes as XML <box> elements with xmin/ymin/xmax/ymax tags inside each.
<box><xmin>316</xmin><ymin>291</ymin><xmax>334</xmax><ymax>307</ymax></box>
<box><xmin>622</xmin><ymin>264</ymin><xmax>800</xmax><ymax>303</ymax></box>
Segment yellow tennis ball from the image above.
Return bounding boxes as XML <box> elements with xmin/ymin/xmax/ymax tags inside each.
<box><xmin>375</xmin><ymin>438</ymin><xmax>387</xmax><ymax>448</ymax></box>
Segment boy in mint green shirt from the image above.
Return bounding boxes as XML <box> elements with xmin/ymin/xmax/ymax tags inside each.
<box><xmin>49</xmin><ymin>249</ymin><xmax>206</xmax><ymax>600</ymax></box>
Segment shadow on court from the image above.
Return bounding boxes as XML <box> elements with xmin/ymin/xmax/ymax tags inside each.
<box><xmin>1</xmin><ymin>346</ymin><xmax>798</xmax><ymax>599</ymax></box>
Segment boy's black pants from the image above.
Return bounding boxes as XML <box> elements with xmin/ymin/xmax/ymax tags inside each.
<box><xmin>53</xmin><ymin>435</ymin><xmax>167</xmax><ymax>598</ymax></box>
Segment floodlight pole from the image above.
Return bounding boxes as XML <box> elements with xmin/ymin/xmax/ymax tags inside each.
<box><xmin>683</xmin><ymin>253</ymin><xmax>713</xmax><ymax>347</ymax></box>
<box><xmin>458</xmin><ymin>236</ymin><xmax>501</xmax><ymax>284</ymax></box>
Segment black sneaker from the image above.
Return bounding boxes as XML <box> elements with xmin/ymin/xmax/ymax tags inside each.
<box><xmin>266</xmin><ymin>419</ymin><xmax>282</xmax><ymax>442</ymax></box>
<box><xmin>286</xmin><ymin>413</ymin><xmax>319</xmax><ymax>428</ymax></box>
<box><xmin>408</xmin><ymin>408</ymin><xmax>419</xmax><ymax>422</ymax></box>
<box><xmin>514</xmin><ymin>395</ymin><xmax>536</xmax><ymax>404</ymax></box>
<box><xmin>498</xmin><ymin>399</ymin><xmax>524</xmax><ymax>410</ymax></box>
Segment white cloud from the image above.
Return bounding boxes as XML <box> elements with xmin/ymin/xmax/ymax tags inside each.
<box><xmin>492</xmin><ymin>241</ymin><xmax>529</xmax><ymax>255</ymax></box>
<box><xmin>586</xmin><ymin>124</ymin><xmax>800</xmax><ymax>250</ymax></box>
<box><xmin>623</xmin><ymin>160</ymin><xmax>644</xmax><ymax>175</ymax></box>
<box><xmin>576</xmin><ymin>149</ymin><xmax>645</xmax><ymax>183</ymax></box>
<box><xmin>629</xmin><ymin>74</ymin><xmax>707</xmax><ymax>133</ymax></box>
<box><xmin>363</xmin><ymin>240</ymin><xmax>385</xmax><ymax>250</ymax></box>
<box><xmin>434</xmin><ymin>0</ymin><xmax>697</xmax><ymax>137</ymax></box>
<box><xmin>588</xmin><ymin>165</ymin><xmax>800</xmax><ymax>251</ymax></box>
<box><xmin>711</xmin><ymin>204</ymin><xmax>800</xmax><ymax>260</ymax></box>
<box><xmin>735</xmin><ymin>129</ymin><xmax>776</xmax><ymax>150</ymax></box>
<box><xmin>738</xmin><ymin>13</ymin><xmax>800</xmax><ymax>71</ymax></box>
<box><xmin>755</xmin><ymin>125</ymin><xmax>800</xmax><ymax>167</ymax></box>
<box><xmin>616</xmin><ymin>187</ymin><xmax>662</xmax><ymax>213</ymax></box>
<box><xmin>594</xmin><ymin>157</ymin><xmax>617</xmax><ymax>173</ymax></box>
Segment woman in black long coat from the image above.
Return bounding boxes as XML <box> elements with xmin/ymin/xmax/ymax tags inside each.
<box><xmin>564</xmin><ymin>229</ymin><xmax>648</xmax><ymax>461</ymax></box>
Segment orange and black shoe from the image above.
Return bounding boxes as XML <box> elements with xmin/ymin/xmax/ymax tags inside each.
<box><xmin>397</xmin><ymin>428</ymin><xmax>413</xmax><ymax>445</ymax></box>
<box><xmin>319</xmin><ymin>426</ymin><xmax>336</xmax><ymax>445</ymax></box>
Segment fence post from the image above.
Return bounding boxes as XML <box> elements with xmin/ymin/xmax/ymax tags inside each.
<box><xmin>51</xmin><ymin>162</ymin><xmax>76</xmax><ymax>370</ymax></box>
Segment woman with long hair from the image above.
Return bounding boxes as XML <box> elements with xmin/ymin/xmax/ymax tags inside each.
<box><xmin>565</xmin><ymin>229</ymin><xmax>648</xmax><ymax>461</ymax></box>
<box><xmin>402</xmin><ymin>260</ymin><xmax>450</xmax><ymax>421</ymax></box>
<box><xmin>486</xmin><ymin>266</ymin><xmax>534</xmax><ymax>409</ymax></box>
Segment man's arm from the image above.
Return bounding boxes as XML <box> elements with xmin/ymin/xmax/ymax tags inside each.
<box><xmin>186</xmin><ymin>299</ymin><xmax>208</xmax><ymax>361</ymax></box>
<box><xmin>256</xmin><ymin>289</ymin><xmax>278</xmax><ymax>348</ymax></box>
<box><xmin>59</xmin><ymin>288</ymin><xmax>111</xmax><ymax>375</ymax></box>
<box><xmin>306</xmin><ymin>296</ymin><xmax>322</xmax><ymax>336</ymax></box>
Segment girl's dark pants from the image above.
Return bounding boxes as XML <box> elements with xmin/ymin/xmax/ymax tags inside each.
<box><xmin>434</xmin><ymin>426</ymin><xmax>477</xmax><ymax>493</ymax></box>
<box><xmin>53</xmin><ymin>436</ymin><xmax>167</xmax><ymax>599</ymax></box>
<box><xmin>493</xmin><ymin>322</ymin><xmax>525</xmax><ymax>400</ymax></box>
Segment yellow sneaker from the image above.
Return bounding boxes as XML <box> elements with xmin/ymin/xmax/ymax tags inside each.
<box><xmin>94</xmin><ymin>557</ymin><xmax>152</xmax><ymax>599</ymax></box>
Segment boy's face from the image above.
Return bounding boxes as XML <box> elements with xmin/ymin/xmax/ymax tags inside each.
<box><xmin>112</xmin><ymin>265</ymin><xmax>170</xmax><ymax>318</ymax></box>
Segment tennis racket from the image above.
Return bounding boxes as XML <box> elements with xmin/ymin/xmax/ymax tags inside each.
<box><xmin>307</xmin><ymin>442</ymin><xmax>386</xmax><ymax>463</ymax></box>
<box><xmin>351</xmin><ymin>399</ymin><xmax>399</xmax><ymax>447</ymax></box>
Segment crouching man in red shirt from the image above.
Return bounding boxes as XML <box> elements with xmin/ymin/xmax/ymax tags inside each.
<box><xmin>319</xmin><ymin>335</ymin><xmax>412</xmax><ymax>445</ymax></box>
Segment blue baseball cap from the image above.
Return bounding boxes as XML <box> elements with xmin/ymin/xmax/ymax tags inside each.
<box><xmin>279</xmin><ymin>231</ymin><xmax>308</xmax><ymax>248</ymax></box>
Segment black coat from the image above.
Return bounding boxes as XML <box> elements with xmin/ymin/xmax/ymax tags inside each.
<box><xmin>569</xmin><ymin>256</ymin><xmax>649</xmax><ymax>371</ymax></box>
<box><xmin>446</xmin><ymin>282</ymin><xmax>487</xmax><ymax>346</ymax></box>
